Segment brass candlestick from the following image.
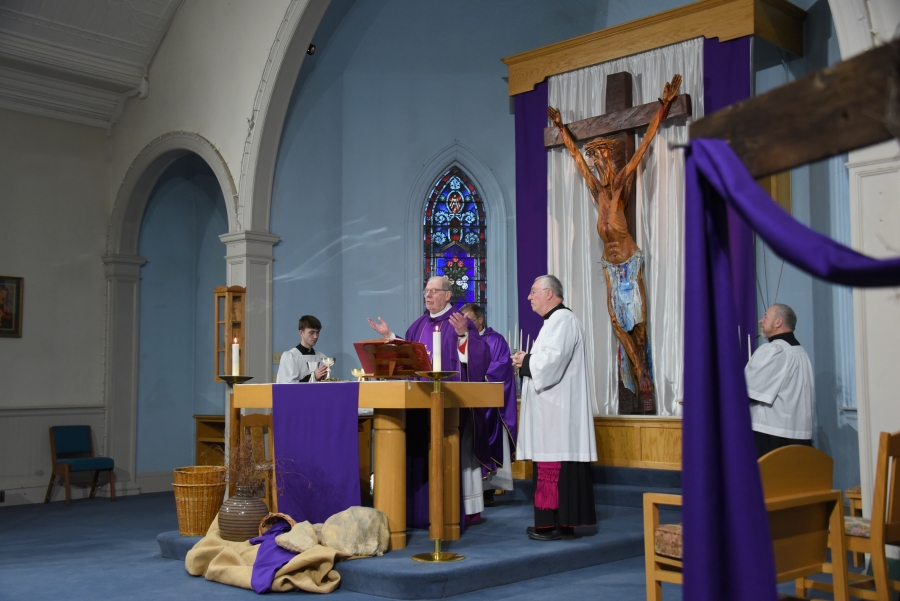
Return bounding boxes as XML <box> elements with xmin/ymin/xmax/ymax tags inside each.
<box><xmin>411</xmin><ymin>370</ymin><xmax>464</xmax><ymax>563</ymax></box>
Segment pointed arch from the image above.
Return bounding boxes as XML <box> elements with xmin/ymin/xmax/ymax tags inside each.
<box><xmin>405</xmin><ymin>141</ymin><xmax>516</xmax><ymax>336</ymax></box>
<box><xmin>423</xmin><ymin>166</ymin><xmax>488</xmax><ymax>310</ymax></box>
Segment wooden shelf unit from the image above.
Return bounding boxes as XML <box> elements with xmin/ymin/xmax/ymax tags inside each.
<box><xmin>214</xmin><ymin>285</ymin><xmax>246</xmax><ymax>381</ymax></box>
<box><xmin>194</xmin><ymin>414</ymin><xmax>226</xmax><ymax>466</ymax></box>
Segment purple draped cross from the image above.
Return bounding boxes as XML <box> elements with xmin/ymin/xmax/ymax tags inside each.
<box><xmin>514</xmin><ymin>80</ymin><xmax>549</xmax><ymax>346</ymax></box>
<box><xmin>683</xmin><ymin>137</ymin><xmax>900</xmax><ymax>601</ymax></box>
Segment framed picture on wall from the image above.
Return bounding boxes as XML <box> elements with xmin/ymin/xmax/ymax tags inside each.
<box><xmin>0</xmin><ymin>276</ymin><xmax>23</xmax><ymax>338</ymax></box>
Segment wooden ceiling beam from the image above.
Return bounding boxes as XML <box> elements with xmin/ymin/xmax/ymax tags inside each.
<box><xmin>689</xmin><ymin>41</ymin><xmax>900</xmax><ymax>179</ymax></box>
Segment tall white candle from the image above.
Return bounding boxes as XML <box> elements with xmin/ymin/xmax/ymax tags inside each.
<box><xmin>519</xmin><ymin>329</ymin><xmax>523</xmax><ymax>354</ymax></box>
<box><xmin>232</xmin><ymin>337</ymin><xmax>240</xmax><ymax>376</ymax></box>
<box><xmin>526</xmin><ymin>334</ymin><xmax>531</xmax><ymax>354</ymax></box>
<box><xmin>747</xmin><ymin>334</ymin><xmax>752</xmax><ymax>363</ymax></box>
<box><xmin>514</xmin><ymin>322</ymin><xmax>518</xmax><ymax>350</ymax></box>
<box><xmin>432</xmin><ymin>325</ymin><xmax>442</xmax><ymax>372</ymax></box>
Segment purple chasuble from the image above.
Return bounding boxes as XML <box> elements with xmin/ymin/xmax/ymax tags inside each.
<box><xmin>272</xmin><ymin>382</ymin><xmax>361</xmax><ymax>525</ymax></box>
<box><xmin>683</xmin><ymin>137</ymin><xmax>900</xmax><ymax>601</ymax></box>
<box><xmin>460</xmin><ymin>327</ymin><xmax>517</xmax><ymax>477</ymax></box>
<box><xmin>403</xmin><ymin>308</ymin><xmax>489</xmax><ymax>530</ymax></box>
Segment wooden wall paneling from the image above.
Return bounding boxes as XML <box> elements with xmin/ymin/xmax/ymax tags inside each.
<box><xmin>594</xmin><ymin>417</ymin><xmax>683</xmax><ymax>470</ymax></box>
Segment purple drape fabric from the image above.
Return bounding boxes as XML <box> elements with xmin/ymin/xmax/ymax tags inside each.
<box><xmin>272</xmin><ymin>383</ymin><xmax>360</xmax><ymax>525</ymax></box>
<box><xmin>683</xmin><ymin>137</ymin><xmax>900</xmax><ymax>601</ymax></box>
<box><xmin>459</xmin><ymin>326</ymin><xmax>517</xmax><ymax>478</ymax></box>
<box><xmin>514</xmin><ymin>80</ymin><xmax>549</xmax><ymax>346</ymax></box>
<box><xmin>249</xmin><ymin>519</ymin><xmax>294</xmax><ymax>594</ymax></box>
<box><xmin>704</xmin><ymin>36</ymin><xmax>756</xmax><ymax>359</ymax></box>
<box><xmin>692</xmin><ymin>139</ymin><xmax>900</xmax><ymax>287</ymax></box>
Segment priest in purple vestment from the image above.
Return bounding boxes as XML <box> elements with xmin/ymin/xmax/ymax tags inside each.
<box><xmin>460</xmin><ymin>303</ymin><xmax>517</xmax><ymax>515</ymax></box>
<box><xmin>366</xmin><ymin>275</ymin><xmax>490</xmax><ymax>528</ymax></box>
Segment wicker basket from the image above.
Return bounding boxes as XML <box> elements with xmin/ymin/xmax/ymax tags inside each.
<box><xmin>174</xmin><ymin>465</ymin><xmax>226</xmax><ymax>485</ymax></box>
<box><xmin>173</xmin><ymin>466</ymin><xmax>227</xmax><ymax>536</ymax></box>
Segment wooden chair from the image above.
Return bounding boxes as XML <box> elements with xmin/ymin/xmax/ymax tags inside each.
<box><xmin>644</xmin><ymin>445</ymin><xmax>848</xmax><ymax>601</ymax></box>
<box><xmin>799</xmin><ymin>431</ymin><xmax>900</xmax><ymax>601</ymax></box>
<box><xmin>44</xmin><ymin>425</ymin><xmax>116</xmax><ymax>507</ymax></box>
<box><xmin>845</xmin><ymin>485</ymin><xmax>865</xmax><ymax>567</ymax></box>
<box><xmin>239</xmin><ymin>413</ymin><xmax>277</xmax><ymax>512</ymax></box>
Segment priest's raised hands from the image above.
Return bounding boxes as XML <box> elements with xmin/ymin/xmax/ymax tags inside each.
<box><xmin>367</xmin><ymin>316</ymin><xmax>391</xmax><ymax>338</ymax></box>
<box><xmin>448</xmin><ymin>312</ymin><xmax>470</xmax><ymax>337</ymax></box>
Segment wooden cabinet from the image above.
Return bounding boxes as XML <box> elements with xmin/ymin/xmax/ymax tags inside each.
<box><xmin>214</xmin><ymin>285</ymin><xmax>245</xmax><ymax>381</ymax></box>
<box><xmin>194</xmin><ymin>414</ymin><xmax>226</xmax><ymax>466</ymax></box>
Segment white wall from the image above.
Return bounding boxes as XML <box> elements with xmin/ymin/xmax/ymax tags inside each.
<box><xmin>109</xmin><ymin>0</ymin><xmax>293</xmax><ymax>223</ymax></box>
<box><xmin>0</xmin><ymin>107</ymin><xmax>111</xmax><ymax>503</ymax></box>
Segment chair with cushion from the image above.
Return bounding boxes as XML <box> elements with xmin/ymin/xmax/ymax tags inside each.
<box><xmin>643</xmin><ymin>445</ymin><xmax>848</xmax><ymax>601</ymax></box>
<box><xmin>799</xmin><ymin>430</ymin><xmax>900</xmax><ymax>601</ymax></box>
<box><xmin>44</xmin><ymin>425</ymin><xmax>115</xmax><ymax>507</ymax></box>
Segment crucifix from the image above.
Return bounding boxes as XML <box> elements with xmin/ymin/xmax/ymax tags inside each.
<box><xmin>546</xmin><ymin>71</ymin><xmax>690</xmax><ymax>414</ymax></box>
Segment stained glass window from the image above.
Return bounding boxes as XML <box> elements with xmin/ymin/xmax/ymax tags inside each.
<box><xmin>423</xmin><ymin>166</ymin><xmax>486</xmax><ymax>311</ymax></box>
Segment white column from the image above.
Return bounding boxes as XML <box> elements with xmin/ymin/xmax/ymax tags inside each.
<box><xmin>219</xmin><ymin>230</ymin><xmax>280</xmax><ymax>490</ymax></box>
<box><xmin>848</xmin><ymin>140</ymin><xmax>900</xmax><ymax>521</ymax></box>
<box><xmin>219</xmin><ymin>230</ymin><xmax>281</xmax><ymax>383</ymax></box>
<box><xmin>102</xmin><ymin>254</ymin><xmax>146</xmax><ymax>495</ymax></box>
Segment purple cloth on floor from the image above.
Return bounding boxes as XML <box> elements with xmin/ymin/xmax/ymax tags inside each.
<box><xmin>273</xmin><ymin>382</ymin><xmax>360</xmax><ymax>525</ymax></box>
<box><xmin>683</xmin><ymin>137</ymin><xmax>900</xmax><ymax>601</ymax></box>
<box><xmin>514</xmin><ymin>80</ymin><xmax>549</xmax><ymax>347</ymax></box>
<box><xmin>249</xmin><ymin>519</ymin><xmax>294</xmax><ymax>594</ymax></box>
<box><xmin>404</xmin><ymin>309</ymin><xmax>489</xmax><ymax>530</ymax></box>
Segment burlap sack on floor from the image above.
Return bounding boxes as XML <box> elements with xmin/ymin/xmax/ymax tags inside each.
<box><xmin>185</xmin><ymin>515</ymin><xmax>349</xmax><ymax>593</ymax></box>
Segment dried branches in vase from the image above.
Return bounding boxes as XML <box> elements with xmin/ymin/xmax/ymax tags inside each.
<box><xmin>226</xmin><ymin>437</ymin><xmax>270</xmax><ymax>494</ymax></box>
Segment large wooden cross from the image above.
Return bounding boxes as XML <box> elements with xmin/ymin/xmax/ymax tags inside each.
<box><xmin>543</xmin><ymin>71</ymin><xmax>692</xmax><ymax>239</ymax></box>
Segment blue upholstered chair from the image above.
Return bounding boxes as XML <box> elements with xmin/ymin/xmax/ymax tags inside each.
<box><xmin>44</xmin><ymin>425</ymin><xmax>115</xmax><ymax>506</ymax></box>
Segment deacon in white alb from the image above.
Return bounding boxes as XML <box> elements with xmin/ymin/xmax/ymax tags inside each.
<box><xmin>512</xmin><ymin>275</ymin><xmax>597</xmax><ymax>541</ymax></box>
<box><xmin>276</xmin><ymin>315</ymin><xmax>329</xmax><ymax>383</ymax></box>
<box><xmin>745</xmin><ymin>303</ymin><xmax>814</xmax><ymax>457</ymax></box>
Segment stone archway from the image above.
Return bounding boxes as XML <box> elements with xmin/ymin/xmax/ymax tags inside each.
<box><xmin>104</xmin><ymin>132</ymin><xmax>237</xmax><ymax>490</ymax></box>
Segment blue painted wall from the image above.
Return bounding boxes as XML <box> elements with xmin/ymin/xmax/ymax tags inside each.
<box><xmin>137</xmin><ymin>154</ymin><xmax>227</xmax><ymax>474</ymax></box>
<box><xmin>270</xmin><ymin>0</ymin><xmax>691</xmax><ymax>378</ymax></box>
<box><xmin>753</xmin><ymin>0</ymin><xmax>859</xmax><ymax>490</ymax></box>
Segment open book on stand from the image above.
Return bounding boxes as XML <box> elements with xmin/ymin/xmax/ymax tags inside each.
<box><xmin>353</xmin><ymin>339</ymin><xmax>432</xmax><ymax>378</ymax></box>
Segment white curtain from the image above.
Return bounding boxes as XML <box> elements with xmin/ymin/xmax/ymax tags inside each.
<box><xmin>547</xmin><ymin>38</ymin><xmax>704</xmax><ymax>416</ymax></box>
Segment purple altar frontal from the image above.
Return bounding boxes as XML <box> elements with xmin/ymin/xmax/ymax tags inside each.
<box><xmin>233</xmin><ymin>381</ymin><xmax>503</xmax><ymax>550</ymax></box>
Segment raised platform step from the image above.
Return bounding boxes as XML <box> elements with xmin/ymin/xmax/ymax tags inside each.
<box><xmin>501</xmin><ymin>465</ymin><xmax>681</xmax><ymax>508</ymax></box>
<box><xmin>594</xmin><ymin>483</ymin><xmax>682</xmax><ymax>508</ymax></box>
<box><xmin>336</xmin><ymin>502</ymin><xmax>650</xmax><ymax>599</ymax></box>
<box><xmin>593</xmin><ymin>465</ymin><xmax>681</xmax><ymax>488</ymax></box>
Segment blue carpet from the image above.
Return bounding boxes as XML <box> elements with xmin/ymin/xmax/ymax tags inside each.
<box><xmin>336</xmin><ymin>502</ymin><xmax>648</xmax><ymax>599</ymax></box>
<box><xmin>1</xmin><ymin>486</ymin><xmax>845</xmax><ymax>600</ymax></box>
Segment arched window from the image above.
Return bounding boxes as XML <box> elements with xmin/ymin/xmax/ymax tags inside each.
<box><xmin>423</xmin><ymin>166</ymin><xmax>486</xmax><ymax>311</ymax></box>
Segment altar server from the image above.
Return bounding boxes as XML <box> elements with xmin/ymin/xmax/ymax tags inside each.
<box><xmin>366</xmin><ymin>275</ymin><xmax>490</xmax><ymax>528</ymax></box>
<box><xmin>745</xmin><ymin>303</ymin><xmax>814</xmax><ymax>458</ymax></box>
<box><xmin>512</xmin><ymin>275</ymin><xmax>596</xmax><ymax>541</ymax></box>
<box><xmin>459</xmin><ymin>303</ymin><xmax>517</xmax><ymax>514</ymax></box>
<box><xmin>276</xmin><ymin>315</ymin><xmax>328</xmax><ymax>383</ymax></box>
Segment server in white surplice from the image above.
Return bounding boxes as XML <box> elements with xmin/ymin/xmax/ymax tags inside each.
<box><xmin>276</xmin><ymin>315</ymin><xmax>329</xmax><ymax>383</ymax></box>
<box><xmin>512</xmin><ymin>275</ymin><xmax>597</xmax><ymax>541</ymax></box>
<box><xmin>745</xmin><ymin>303</ymin><xmax>815</xmax><ymax>458</ymax></box>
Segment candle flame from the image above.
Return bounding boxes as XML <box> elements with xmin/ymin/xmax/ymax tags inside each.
<box><xmin>435</xmin><ymin>325</ymin><xmax>440</xmax><ymax>332</ymax></box>
<box><xmin>233</xmin><ymin>337</ymin><xmax>237</xmax><ymax>344</ymax></box>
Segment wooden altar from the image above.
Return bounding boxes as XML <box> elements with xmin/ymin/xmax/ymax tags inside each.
<box><xmin>231</xmin><ymin>381</ymin><xmax>503</xmax><ymax>550</ymax></box>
